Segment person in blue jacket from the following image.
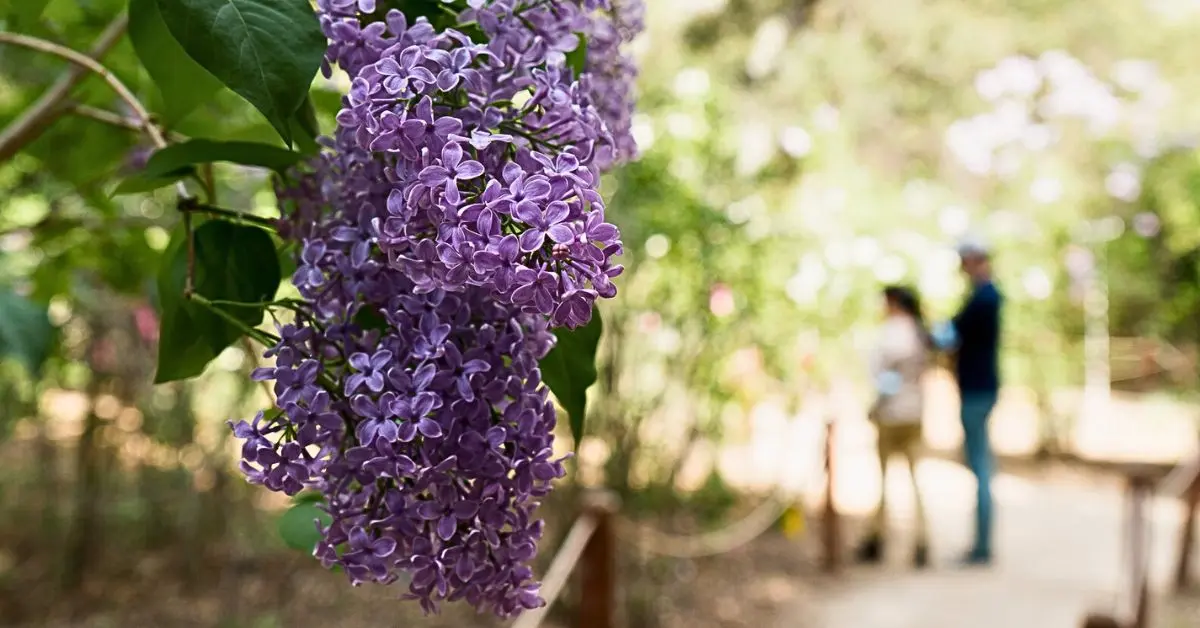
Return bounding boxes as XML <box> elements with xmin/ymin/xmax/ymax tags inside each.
<box><xmin>948</xmin><ymin>238</ymin><xmax>1003</xmax><ymax>565</ymax></box>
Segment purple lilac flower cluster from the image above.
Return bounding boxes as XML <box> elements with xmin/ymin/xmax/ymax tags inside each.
<box><xmin>229</xmin><ymin>0</ymin><xmax>642</xmax><ymax>618</ymax></box>
<box><xmin>319</xmin><ymin>0</ymin><xmax>641</xmax><ymax>328</ymax></box>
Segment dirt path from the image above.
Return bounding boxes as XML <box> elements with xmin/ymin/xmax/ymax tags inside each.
<box><xmin>784</xmin><ymin>458</ymin><xmax>1189</xmax><ymax>628</ymax></box>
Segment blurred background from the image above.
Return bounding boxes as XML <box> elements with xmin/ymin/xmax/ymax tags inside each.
<box><xmin>5</xmin><ymin>0</ymin><xmax>1200</xmax><ymax>626</ymax></box>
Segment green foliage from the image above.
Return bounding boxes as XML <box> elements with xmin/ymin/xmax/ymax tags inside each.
<box><xmin>566</xmin><ymin>35</ymin><xmax>588</xmax><ymax>78</ymax></box>
<box><xmin>0</xmin><ymin>0</ymin><xmax>50</xmax><ymax>28</ymax></box>
<box><xmin>277</xmin><ymin>501</ymin><xmax>330</xmax><ymax>552</ymax></box>
<box><xmin>114</xmin><ymin>138</ymin><xmax>305</xmax><ymax>194</ymax></box>
<box><xmin>155</xmin><ymin>220</ymin><xmax>281</xmax><ymax>383</ymax></box>
<box><xmin>1107</xmin><ymin>146</ymin><xmax>1200</xmax><ymax>358</ymax></box>
<box><xmin>26</xmin><ymin>117</ymin><xmax>135</xmax><ymax>189</ymax></box>
<box><xmin>291</xmin><ymin>95</ymin><xmax>322</xmax><ymax>154</ymax></box>
<box><xmin>540</xmin><ymin>312</ymin><xmax>603</xmax><ymax>447</ymax></box>
<box><xmin>111</xmin><ymin>169</ymin><xmax>195</xmax><ymax>196</ymax></box>
<box><xmin>153</xmin><ymin>0</ymin><xmax>326</xmax><ymax>145</ymax></box>
<box><xmin>128</xmin><ymin>0</ymin><xmax>224</xmax><ymax>124</ymax></box>
<box><xmin>385</xmin><ymin>0</ymin><xmax>466</xmax><ymax>30</ymax></box>
<box><xmin>292</xmin><ymin>490</ymin><xmax>324</xmax><ymax>505</ymax></box>
<box><xmin>140</xmin><ymin>139</ymin><xmax>305</xmax><ymax>176</ymax></box>
<box><xmin>0</xmin><ymin>288</ymin><xmax>54</xmax><ymax>376</ymax></box>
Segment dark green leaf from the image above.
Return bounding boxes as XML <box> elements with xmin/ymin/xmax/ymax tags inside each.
<box><xmin>276</xmin><ymin>240</ymin><xmax>298</xmax><ymax>280</ymax></box>
<box><xmin>385</xmin><ymin>0</ymin><xmax>456</xmax><ymax>29</ymax></box>
<box><xmin>293</xmin><ymin>94</ymin><xmax>320</xmax><ymax>139</ymax></box>
<box><xmin>0</xmin><ymin>288</ymin><xmax>55</xmax><ymax>377</ymax></box>
<box><xmin>142</xmin><ymin>139</ymin><xmax>304</xmax><ymax>178</ymax></box>
<box><xmin>566</xmin><ymin>35</ymin><xmax>588</xmax><ymax>78</ymax></box>
<box><xmin>111</xmin><ymin>167</ymin><xmax>195</xmax><ymax>196</ymax></box>
<box><xmin>277</xmin><ymin>502</ymin><xmax>330</xmax><ymax>552</ymax></box>
<box><xmin>25</xmin><ymin>116</ymin><xmax>133</xmax><ymax>187</ymax></box>
<box><xmin>129</xmin><ymin>0</ymin><xmax>225</xmax><ymax>124</ymax></box>
<box><xmin>289</xmin><ymin>95</ymin><xmax>321</xmax><ymax>156</ymax></box>
<box><xmin>539</xmin><ymin>311</ymin><xmax>603</xmax><ymax>447</ymax></box>
<box><xmin>292</xmin><ymin>490</ymin><xmax>324</xmax><ymax>505</ymax></box>
<box><xmin>381</xmin><ymin>0</ymin><xmax>484</xmax><ymax>38</ymax></box>
<box><xmin>154</xmin><ymin>0</ymin><xmax>326</xmax><ymax>145</ymax></box>
<box><xmin>353</xmin><ymin>306</ymin><xmax>389</xmax><ymax>333</ymax></box>
<box><xmin>154</xmin><ymin>220</ymin><xmax>282</xmax><ymax>383</ymax></box>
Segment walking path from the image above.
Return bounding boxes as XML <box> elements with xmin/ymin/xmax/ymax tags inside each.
<box><xmin>785</xmin><ymin>458</ymin><xmax>1189</xmax><ymax>628</ymax></box>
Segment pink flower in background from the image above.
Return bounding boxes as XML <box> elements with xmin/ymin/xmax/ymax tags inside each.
<box><xmin>709</xmin><ymin>283</ymin><xmax>735</xmax><ymax>317</ymax></box>
<box><xmin>133</xmin><ymin>303</ymin><xmax>159</xmax><ymax>343</ymax></box>
<box><xmin>637</xmin><ymin>311</ymin><xmax>661</xmax><ymax>333</ymax></box>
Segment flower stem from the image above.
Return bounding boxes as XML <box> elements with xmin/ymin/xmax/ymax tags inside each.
<box><xmin>205</xmin><ymin>297</ymin><xmax>306</xmax><ymax>311</ymax></box>
<box><xmin>188</xmin><ymin>293</ymin><xmax>280</xmax><ymax>346</ymax></box>
<box><xmin>177</xmin><ymin>199</ymin><xmax>279</xmax><ymax>231</ymax></box>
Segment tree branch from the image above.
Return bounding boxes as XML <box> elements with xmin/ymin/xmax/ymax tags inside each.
<box><xmin>0</xmin><ymin>15</ymin><xmax>128</xmax><ymax>163</ymax></box>
<box><xmin>62</xmin><ymin>103</ymin><xmax>188</xmax><ymax>142</ymax></box>
<box><xmin>63</xmin><ymin>103</ymin><xmax>141</xmax><ymax>132</ymax></box>
<box><xmin>0</xmin><ymin>29</ymin><xmax>166</xmax><ymax>150</ymax></box>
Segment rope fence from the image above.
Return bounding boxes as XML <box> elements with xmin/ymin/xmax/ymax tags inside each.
<box><xmin>517</xmin><ymin>491</ymin><xmax>813</xmax><ymax>628</ymax></box>
<box><xmin>518</xmin><ymin>421</ymin><xmax>841</xmax><ymax>628</ymax></box>
<box><xmin>619</xmin><ymin>493</ymin><xmax>794</xmax><ymax>559</ymax></box>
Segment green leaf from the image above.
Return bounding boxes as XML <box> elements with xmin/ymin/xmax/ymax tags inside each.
<box><xmin>276</xmin><ymin>239</ymin><xmax>298</xmax><ymax>280</ymax></box>
<box><xmin>154</xmin><ymin>0</ymin><xmax>326</xmax><ymax>145</ymax></box>
<box><xmin>293</xmin><ymin>94</ymin><xmax>320</xmax><ymax>139</ymax></box>
<box><xmin>277</xmin><ymin>502</ymin><xmax>330</xmax><ymax>552</ymax></box>
<box><xmin>292</xmin><ymin>490</ymin><xmax>324</xmax><ymax>505</ymax></box>
<box><xmin>352</xmin><ymin>306</ymin><xmax>389</xmax><ymax>333</ymax></box>
<box><xmin>383</xmin><ymin>0</ymin><xmax>485</xmax><ymax>39</ymax></box>
<box><xmin>141</xmin><ymin>139</ymin><xmax>304</xmax><ymax>178</ymax></box>
<box><xmin>111</xmin><ymin>167</ymin><xmax>195</xmax><ymax>196</ymax></box>
<box><xmin>387</xmin><ymin>0</ymin><xmax>456</xmax><ymax>29</ymax></box>
<box><xmin>566</xmin><ymin>35</ymin><xmax>588</xmax><ymax>79</ymax></box>
<box><xmin>129</xmin><ymin>0</ymin><xmax>225</xmax><ymax>124</ymax></box>
<box><xmin>539</xmin><ymin>311</ymin><xmax>603</xmax><ymax>447</ymax></box>
<box><xmin>289</xmin><ymin>95</ymin><xmax>321</xmax><ymax>156</ymax></box>
<box><xmin>25</xmin><ymin>116</ymin><xmax>133</xmax><ymax>187</ymax></box>
<box><xmin>154</xmin><ymin>220</ymin><xmax>282</xmax><ymax>383</ymax></box>
<box><xmin>0</xmin><ymin>288</ymin><xmax>55</xmax><ymax>377</ymax></box>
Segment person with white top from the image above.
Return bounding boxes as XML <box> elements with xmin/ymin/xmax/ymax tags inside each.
<box><xmin>854</xmin><ymin>285</ymin><xmax>932</xmax><ymax>568</ymax></box>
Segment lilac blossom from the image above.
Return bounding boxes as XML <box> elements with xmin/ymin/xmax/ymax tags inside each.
<box><xmin>231</xmin><ymin>0</ymin><xmax>643</xmax><ymax>618</ymax></box>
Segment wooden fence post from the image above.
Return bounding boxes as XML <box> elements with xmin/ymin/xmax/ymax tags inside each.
<box><xmin>1175</xmin><ymin>472</ymin><xmax>1200</xmax><ymax>591</ymax></box>
<box><xmin>579</xmin><ymin>490</ymin><xmax>620</xmax><ymax>628</ymax></box>
<box><xmin>822</xmin><ymin>419</ymin><xmax>841</xmax><ymax>574</ymax></box>
<box><xmin>1082</xmin><ymin>468</ymin><xmax>1163</xmax><ymax>628</ymax></box>
<box><xmin>1128</xmin><ymin>473</ymin><xmax>1154</xmax><ymax>628</ymax></box>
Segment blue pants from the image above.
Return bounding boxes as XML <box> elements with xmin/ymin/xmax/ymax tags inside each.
<box><xmin>961</xmin><ymin>391</ymin><xmax>997</xmax><ymax>557</ymax></box>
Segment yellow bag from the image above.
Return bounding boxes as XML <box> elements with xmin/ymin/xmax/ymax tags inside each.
<box><xmin>780</xmin><ymin>504</ymin><xmax>806</xmax><ymax>539</ymax></box>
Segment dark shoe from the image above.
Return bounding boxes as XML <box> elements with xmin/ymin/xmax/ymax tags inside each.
<box><xmin>854</xmin><ymin>535</ymin><xmax>884</xmax><ymax>564</ymax></box>
<box><xmin>957</xmin><ymin>549</ymin><xmax>992</xmax><ymax>567</ymax></box>
<box><xmin>913</xmin><ymin>543</ymin><xmax>929</xmax><ymax>569</ymax></box>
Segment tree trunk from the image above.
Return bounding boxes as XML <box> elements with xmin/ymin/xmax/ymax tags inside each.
<box><xmin>61</xmin><ymin>335</ymin><xmax>106</xmax><ymax>591</ymax></box>
<box><xmin>61</xmin><ymin>395</ymin><xmax>103</xmax><ymax>589</ymax></box>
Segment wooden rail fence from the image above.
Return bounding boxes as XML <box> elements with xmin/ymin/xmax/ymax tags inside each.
<box><xmin>1081</xmin><ymin>451</ymin><xmax>1200</xmax><ymax>628</ymax></box>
